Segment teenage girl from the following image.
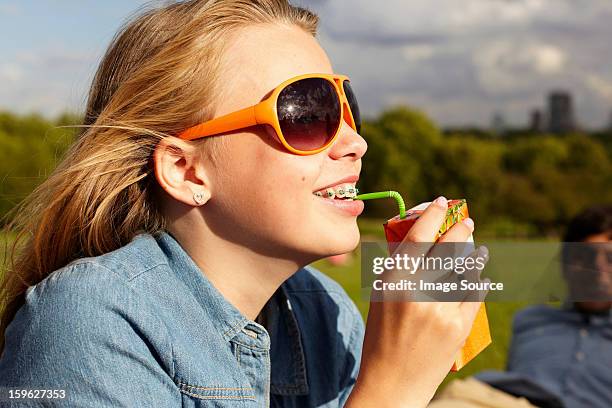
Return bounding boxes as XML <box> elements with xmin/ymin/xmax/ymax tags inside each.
<box><xmin>0</xmin><ymin>1</ymin><xmax>481</xmax><ymax>406</ymax></box>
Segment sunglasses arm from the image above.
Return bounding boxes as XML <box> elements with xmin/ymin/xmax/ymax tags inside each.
<box><xmin>178</xmin><ymin>103</ymin><xmax>268</xmax><ymax>141</ymax></box>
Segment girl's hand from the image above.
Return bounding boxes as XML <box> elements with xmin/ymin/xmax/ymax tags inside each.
<box><xmin>346</xmin><ymin>196</ymin><xmax>488</xmax><ymax>408</ymax></box>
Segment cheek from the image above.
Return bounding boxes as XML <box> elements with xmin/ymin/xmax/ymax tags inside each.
<box><xmin>216</xmin><ymin>134</ymin><xmax>320</xmax><ymax>218</ymax></box>
<box><xmin>254</xmin><ymin>157</ymin><xmax>318</xmax><ymax>213</ymax></box>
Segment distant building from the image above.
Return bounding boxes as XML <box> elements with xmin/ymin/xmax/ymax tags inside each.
<box><xmin>491</xmin><ymin>112</ymin><xmax>505</xmax><ymax>135</ymax></box>
<box><xmin>548</xmin><ymin>91</ymin><xmax>576</xmax><ymax>134</ymax></box>
<box><xmin>529</xmin><ymin>109</ymin><xmax>544</xmax><ymax>132</ymax></box>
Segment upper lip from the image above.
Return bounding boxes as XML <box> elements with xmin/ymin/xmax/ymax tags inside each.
<box><xmin>314</xmin><ymin>175</ymin><xmax>359</xmax><ymax>192</ymax></box>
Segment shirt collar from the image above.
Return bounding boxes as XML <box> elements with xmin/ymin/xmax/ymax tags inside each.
<box><xmin>155</xmin><ymin>230</ymin><xmax>250</xmax><ymax>341</ymax></box>
<box><xmin>153</xmin><ymin>230</ymin><xmax>309</xmax><ymax>395</ymax></box>
<box><xmin>561</xmin><ymin>300</ymin><xmax>612</xmax><ymax>324</ymax></box>
<box><xmin>262</xmin><ymin>285</ymin><xmax>309</xmax><ymax>395</ymax></box>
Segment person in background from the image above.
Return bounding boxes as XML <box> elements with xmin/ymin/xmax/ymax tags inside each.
<box><xmin>430</xmin><ymin>204</ymin><xmax>612</xmax><ymax>408</ymax></box>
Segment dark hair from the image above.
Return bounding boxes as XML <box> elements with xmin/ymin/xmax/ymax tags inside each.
<box><xmin>561</xmin><ymin>204</ymin><xmax>612</xmax><ymax>286</ymax></box>
<box><xmin>563</xmin><ymin>204</ymin><xmax>612</xmax><ymax>242</ymax></box>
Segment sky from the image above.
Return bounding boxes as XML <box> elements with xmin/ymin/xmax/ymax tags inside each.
<box><xmin>2</xmin><ymin>0</ymin><xmax>612</xmax><ymax>129</ymax></box>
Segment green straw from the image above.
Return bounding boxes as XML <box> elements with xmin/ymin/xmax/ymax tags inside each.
<box><xmin>354</xmin><ymin>191</ymin><xmax>406</xmax><ymax>219</ymax></box>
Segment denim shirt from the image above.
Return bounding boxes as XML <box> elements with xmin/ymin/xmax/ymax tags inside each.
<box><xmin>0</xmin><ymin>231</ymin><xmax>365</xmax><ymax>407</ymax></box>
<box><xmin>477</xmin><ymin>304</ymin><xmax>612</xmax><ymax>408</ymax></box>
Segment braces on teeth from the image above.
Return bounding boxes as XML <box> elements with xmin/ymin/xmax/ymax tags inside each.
<box><xmin>313</xmin><ymin>185</ymin><xmax>359</xmax><ymax>199</ymax></box>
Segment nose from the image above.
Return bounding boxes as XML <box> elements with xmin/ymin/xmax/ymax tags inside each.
<box><xmin>327</xmin><ymin>120</ymin><xmax>367</xmax><ymax>160</ymax></box>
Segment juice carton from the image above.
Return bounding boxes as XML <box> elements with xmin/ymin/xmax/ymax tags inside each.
<box><xmin>383</xmin><ymin>199</ymin><xmax>491</xmax><ymax>371</ymax></box>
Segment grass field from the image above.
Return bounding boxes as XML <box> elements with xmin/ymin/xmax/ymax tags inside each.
<box><xmin>1</xmin><ymin>223</ymin><xmax>535</xmax><ymax>387</ymax></box>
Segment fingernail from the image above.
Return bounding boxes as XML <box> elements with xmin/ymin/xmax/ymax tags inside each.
<box><xmin>462</xmin><ymin>217</ymin><xmax>474</xmax><ymax>230</ymax></box>
<box><xmin>433</xmin><ymin>196</ymin><xmax>447</xmax><ymax>208</ymax></box>
<box><xmin>478</xmin><ymin>245</ymin><xmax>489</xmax><ymax>258</ymax></box>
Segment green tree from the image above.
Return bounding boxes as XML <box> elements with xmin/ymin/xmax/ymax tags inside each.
<box><xmin>360</xmin><ymin>106</ymin><xmax>441</xmax><ymax>216</ymax></box>
<box><xmin>0</xmin><ymin>111</ymin><xmax>78</xmax><ymax>223</ymax></box>
<box><xmin>429</xmin><ymin>137</ymin><xmax>504</xmax><ymax>225</ymax></box>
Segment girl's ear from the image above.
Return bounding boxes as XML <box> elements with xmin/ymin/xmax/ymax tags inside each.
<box><xmin>153</xmin><ymin>137</ymin><xmax>211</xmax><ymax>206</ymax></box>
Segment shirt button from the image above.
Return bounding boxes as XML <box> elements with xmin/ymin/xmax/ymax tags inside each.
<box><xmin>575</xmin><ymin>351</ymin><xmax>585</xmax><ymax>361</ymax></box>
<box><xmin>579</xmin><ymin>328</ymin><xmax>588</xmax><ymax>338</ymax></box>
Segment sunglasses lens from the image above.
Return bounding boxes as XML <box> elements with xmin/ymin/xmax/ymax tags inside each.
<box><xmin>277</xmin><ymin>78</ymin><xmax>341</xmax><ymax>151</ymax></box>
<box><xmin>343</xmin><ymin>81</ymin><xmax>361</xmax><ymax>134</ymax></box>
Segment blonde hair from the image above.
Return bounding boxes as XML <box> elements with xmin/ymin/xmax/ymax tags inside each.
<box><xmin>0</xmin><ymin>0</ymin><xmax>318</xmax><ymax>354</ymax></box>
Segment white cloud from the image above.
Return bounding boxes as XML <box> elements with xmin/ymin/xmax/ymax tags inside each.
<box><xmin>0</xmin><ymin>63</ymin><xmax>23</xmax><ymax>82</ymax></box>
<box><xmin>532</xmin><ymin>45</ymin><xmax>566</xmax><ymax>74</ymax></box>
<box><xmin>0</xmin><ymin>47</ymin><xmax>97</xmax><ymax>117</ymax></box>
<box><xmin>447</xmin><ymin>0</ymin><xmax>546</xmax><ymax>27</ymax></box>
<box><xmin>301</xmin><ymin>0</ymin><xmax>612</xmax><ymax>127</ymax></box>
<box><xmin>473</xmin><ymin>41</ymin><xmax>567</xmax><ymax>94</ymax></box>
<box><xmin>586</xmin><ymin>74</ymin><xmax>612</xmax><ymax>102</ymax></box>
<box><xmin>306</xmin><ymin>0</ymin><xmax>556</xmax><ymax>45</ymax></box>
<box><xmin>401</xmin><ymin>45</ymin><xmax>436</xmax><ymax>62</ymax></box>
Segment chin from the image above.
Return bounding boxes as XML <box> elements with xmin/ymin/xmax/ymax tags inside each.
<box><xmin>319</xmin><ymin>223</ymin><xmax>361</xmax><ymax>257</ymax></box>
<box><xmin>297</xmin><ymin>204</ymin><xmax>362</xmax><ymax>261</ymax></box>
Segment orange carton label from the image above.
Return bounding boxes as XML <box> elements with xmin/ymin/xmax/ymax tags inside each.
<box><xmin>382</xmin><ymin>199</ymin><xmax>491</xmax><ymax>371</ymax></box>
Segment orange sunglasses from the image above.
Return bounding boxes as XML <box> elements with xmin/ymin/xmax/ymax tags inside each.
<box><xmin>178</xmin><ymin>73</ymin><xmax>361</xmax><ymax>155</ymax></box>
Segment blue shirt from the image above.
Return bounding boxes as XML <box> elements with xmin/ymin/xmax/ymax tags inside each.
<box><xmin>478</xmin><ymin>304</ymin><xmax>612</xmax><ymax>408</ymax></box>
<box><xmin>0</xmin><ymin>231</ymin><xmax>365</xmax><ymax>407</ymax></box>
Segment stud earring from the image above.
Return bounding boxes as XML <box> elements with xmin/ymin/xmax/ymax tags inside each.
<box><xmin>193</xmin><ymin>191</ymin><xmax>206</xmax><ymax>205</ymax></box>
